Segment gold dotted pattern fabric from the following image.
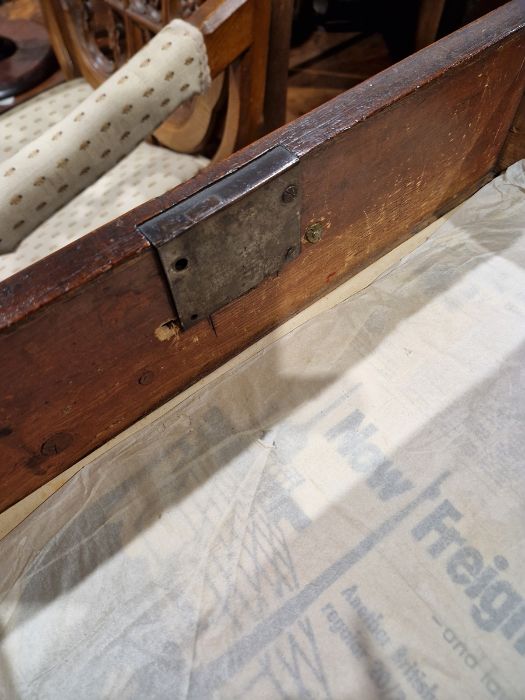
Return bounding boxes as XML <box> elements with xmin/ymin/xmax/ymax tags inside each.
<box><xmin>0</xmin><ymin>143</ymin><xmax>208</xmax><ymax>281</ymax></box>
<box><xmin>0</xmin><ymin>80</ymin><xmax>93</xmax><ymax>162</ymax></box>
<box><xmin>0</xmin><ymin>19</ymin><xmax>210</xmax><ymax>254</ymax></box>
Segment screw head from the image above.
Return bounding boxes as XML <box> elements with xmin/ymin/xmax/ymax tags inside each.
<box><xmin>305</xmin><ymin>222</ymin><xmax>323</xmax><ymax>243</ymax></box>
<box><xmin>281</xmin><ymin>184</ymin><xmax>298</xmax><ymax>203</ymax></box>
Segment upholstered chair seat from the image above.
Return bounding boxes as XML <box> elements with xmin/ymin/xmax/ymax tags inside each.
<box><xmin>0</xmin><ymin>19</ymin><xmax>210</xmax><ymax>282</ymax></box>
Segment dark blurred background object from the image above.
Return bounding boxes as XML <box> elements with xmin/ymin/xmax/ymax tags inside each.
<box><xmin>0</xmin><ymin>0</ymin><xmax>59</xmax><ymax>112</ymax></box>
<box><xmin>0</xmin><ymin>18</ymin><xmax>56</xmax><ymax>99</ymax></box>
<box><xmin>287</xmin><ymin>0</ymin><xmax>509</xmax><ymax>120</ymax></box>
<box><xmin>292</xmin><ymin>0</ymin><xmax>509</xmax><ymax>55</ymax></box>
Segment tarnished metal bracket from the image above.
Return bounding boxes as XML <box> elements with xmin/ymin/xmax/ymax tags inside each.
<box><xmin>139</xmin><ymin>146</ymin><xmax>301</xmax><ymax>329</ymax></box>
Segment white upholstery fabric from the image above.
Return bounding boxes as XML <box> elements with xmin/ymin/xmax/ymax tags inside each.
<box><xmin>0</xmin><ymin>19</ymin><xmax>210</xmax><ymax>252</ymax></box>
<box><xmin>0</xmin><ymin>142</ymin><xmax>208</xmax><ymax>281</ymax></box>
<box><xmin>0</xmin><ymin>79</ymin><xmax>93</xmax><ymax>162</ymax></box>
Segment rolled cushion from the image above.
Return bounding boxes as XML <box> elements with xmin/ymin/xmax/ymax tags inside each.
<box><xmin>0</xmin><ymin>142</ymin><xmax>208</xmax><ymax>282</ymax></box>
<box><xmin>0</xmin><ymin>19</ymin><xmax>210</xmax><ymax>253</ymax></box>
<box><xmin>0</xmin><ymin>79</ymin><xmax>93</xmax><ymax>162</ymax></box>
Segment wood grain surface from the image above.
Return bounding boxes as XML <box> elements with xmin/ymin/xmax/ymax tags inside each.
<box><xmin>1</xmin><ymin>1</ymin><xmax>524</xmax><ymax>512</ymax></box>
<box><xmin>498</xmin><ymin>92</ymin><xmax>525</xmax><ymax>171</ymax></box>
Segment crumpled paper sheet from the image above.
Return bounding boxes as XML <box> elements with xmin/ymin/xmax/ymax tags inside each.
<box><xmin>1</xmin><ymin>161</ymin><xmax>524</xmax><ymax>700</ymax></box>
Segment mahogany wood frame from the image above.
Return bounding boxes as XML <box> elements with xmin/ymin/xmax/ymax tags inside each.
<box><xmin>1</xmin><ymin>1</ymin><xmax>524</xmax><ymax>513</ymax></box>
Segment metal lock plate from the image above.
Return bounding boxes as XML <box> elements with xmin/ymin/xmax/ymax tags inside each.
<box><xmin>139</xmin><ymin>146</ymin><xmax>301</xmax><ymax>329</ymax></box>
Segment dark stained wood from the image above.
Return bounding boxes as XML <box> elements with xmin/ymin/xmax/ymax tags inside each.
<box><xmin>415</xmin><ymin>0</ymin><xmax>446</xmax><ymax>49</ymax></box>
<box><xmin>0</xmin><ymin>0</ymin><xmax>64</xmax><ymax>114</ymax></box>
<box><xmin>286</xmin><ymin>31</ymin><xmax>392</xmax><ymax>122</ymax></box>
<box><xmin>498</xmin><ymin>92</ymin><xmax>525</xmax><ymax>171</ymax></box>
<box><xmin>0</xmin><ymin>1</ymin><xmax>524</xmax><ymax>513</ymax></box>
<box><xmin>234</xmin><ymin>0</ymin><xmax>271</xmax><ymax>146</ymax></box>
<box><xmin>0</xmin><ymin>19</ymin><xmax>56</xmax><ymax>98</ymax></box>
<box><xmin>189</xmin><ymin>0</ymin><xmax>254</xmax><ymax>78</ymax></box>
<box><xmin>263</xmin><ymin>0</ymin><xmax>294</xmax><ymax>132</ymax></box>
<box><xmin>189</xmin><ymin>0</ymin><xmax>272</xmax><ymax>149</ymax></box>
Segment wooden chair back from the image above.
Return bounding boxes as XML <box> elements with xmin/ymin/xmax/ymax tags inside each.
<box><xmin>40</xmin><ymin>0</ymin><xmax>291</xmax><ymax>160</ymax></box>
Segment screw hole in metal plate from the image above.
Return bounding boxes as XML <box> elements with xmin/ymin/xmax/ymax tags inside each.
<box><xmin>173</xmin><ymin>257</ymin><xmax>189</xmax><ymax>272</ymax></box>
